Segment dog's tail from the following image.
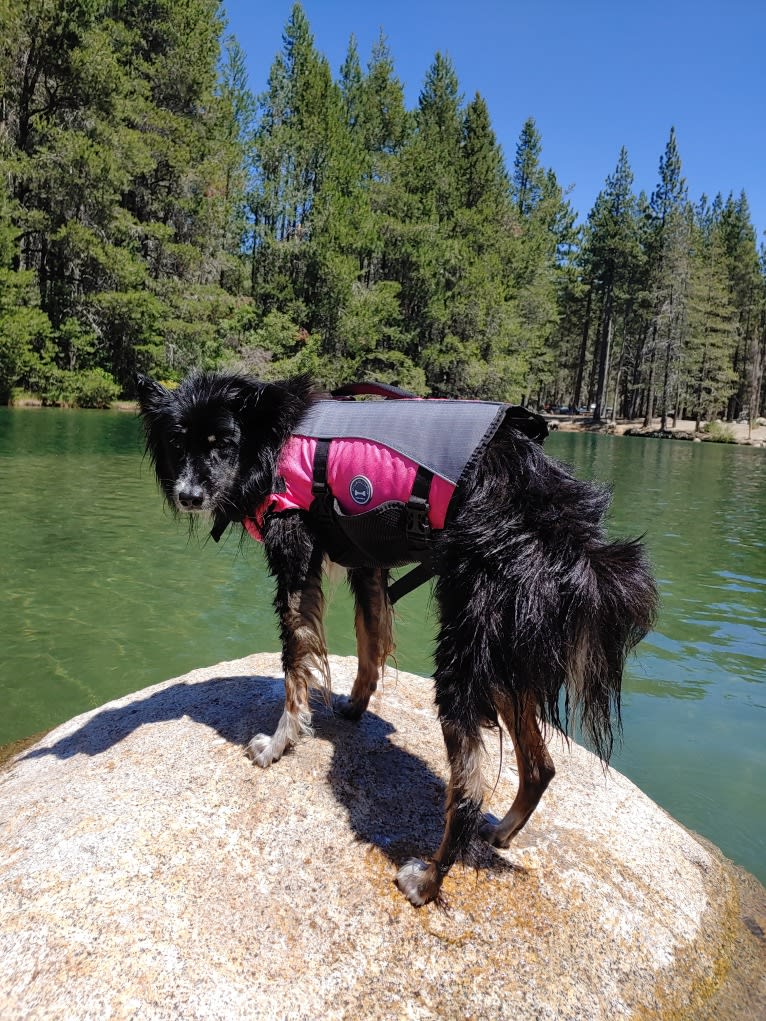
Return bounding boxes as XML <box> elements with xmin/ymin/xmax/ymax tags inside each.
<box><xmin>557</xmin><ymin>534</ymin><xmax>658</xmax><ymax>760</ymax></box>
<box><xmin>472</xmin><ymin>435</ymin><xmax>659</xmax><ymax>763</ymax></box>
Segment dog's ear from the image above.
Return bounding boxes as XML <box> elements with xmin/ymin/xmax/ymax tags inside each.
<box><xmin>134</xmin><ymin>373</ymin><xmax>168</xmax><ymax>412</ymax></box>
<box><xmin>236</xmin><ymin>373</ymin><xmax>313</xmax><ymax>421</ymax></box>
<box><xmin>228</xmin><ymin>374</ymin><xmax>314</xmax><ymax>513</ymax></box>
<box><xmin>226</xmin><ymin>376</ymin><xmax>267</xmax><ymax>420</ymax></box>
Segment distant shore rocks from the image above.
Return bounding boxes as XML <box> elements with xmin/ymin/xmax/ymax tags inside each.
<box><xmin>549</xmin><ymin>418</ymin><xmax>765</xmax><ymax>446</ymax></box>
<box><xmin>624</xmin><ymin>426</ymin><xmax>696</xmax><ymax>440</ymax></box>
<box><xmin>1</xmin><ymin>653</ymin><xmax>765</xmax><ymax>1020</ymax></box>
<box><xmin>622</xmin><ymin>425</ymin><xmax>765</xmax><ymax>446</ymax></box>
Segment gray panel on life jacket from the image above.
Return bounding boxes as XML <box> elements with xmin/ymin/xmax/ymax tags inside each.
<box><xmin>294</xmin><ymin>400</ymin><xmax>510</xmax><ymax>485</ymax></box>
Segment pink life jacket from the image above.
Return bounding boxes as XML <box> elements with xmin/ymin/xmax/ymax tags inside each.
<box><xmin>242</xmin><ymin>385</ymin><xmax>547</xmax><ymax>592</ymax></box>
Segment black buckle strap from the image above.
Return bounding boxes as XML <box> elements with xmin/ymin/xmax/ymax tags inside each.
<box><xmin>310</xmin><ymin>437</ymin><xmax>336</xmax><ymax>530</ymax></box>
<box><xmin>405</xmin><ymin>465</ymin><xmax>433</xmax><ymax>549</ymax></box>
<box><xmin>388</xmin><ymin>558</ymin><xmax>435</xmax><ymax>604</ymax></box>
<box><xmin>312</xmin><ymin>438</ymin><xmax>331</xmax><ymax>496</ymax></box>
<box><xmin>506</xmin><ymin>406</ymin><xmax>549</xmax><ymax>444</ymax></box>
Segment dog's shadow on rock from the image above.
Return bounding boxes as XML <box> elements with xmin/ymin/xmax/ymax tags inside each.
<box><xmin>20</xmin><ymin>673</ymin><xmax>518</xmax><ymax>876</ymax></box>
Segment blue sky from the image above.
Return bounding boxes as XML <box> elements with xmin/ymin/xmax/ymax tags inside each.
<box><xmin>223</xmin><ymin>0</ymin><xmax>765</xmax><ymax>240</ymax></box>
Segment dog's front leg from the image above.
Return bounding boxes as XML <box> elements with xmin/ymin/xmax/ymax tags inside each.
<box><xmin>248</xmin><ymin>514</ymin><xmax>328</xmax><ymax>768</ymax></box>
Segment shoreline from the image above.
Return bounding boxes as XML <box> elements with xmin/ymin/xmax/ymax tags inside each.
<box><xmin>546</xmin><ymin>415</ymin><xmax>766</xmax><ymax>447</ymax></box>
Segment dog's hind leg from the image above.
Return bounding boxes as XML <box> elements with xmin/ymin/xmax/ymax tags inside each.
<box><xmin>249</xmin><ymin>517</ymin><xmax>329</xmax><ymax>768</ymax></box>
<box><xmin>395</xmin><ymin>704</ymin><xmax>486</xmax><ymax>907</ymax></box>
<box><xmin>395</xmin><ymin>615</ymin><xmax>487</xmax><ymax>905</ymax></box>
<box><xmin>336</xmin><ymin>567</ymin><xmax>394</xmax><ymax>721</ymax></box>
<box><xmin>479</xmin><ymin>691</ymin><xmax>555</xmax><ymax>848</ymax></box>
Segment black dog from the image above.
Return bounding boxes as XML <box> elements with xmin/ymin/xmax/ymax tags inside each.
<box><xmin>137</xmin><ymin>371</ymin><xmax>657</xmax><ymax>906</ymax></box>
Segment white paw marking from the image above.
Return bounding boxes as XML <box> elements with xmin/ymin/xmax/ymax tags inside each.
<box><xmin>246</xmin><ymin>733</ymin><xmax>284</xmax><ymax>768</ymax></box>
<box><xmin>246</xmin><ymin>708</ymin><xmax>312</xmax><ymax>768</ymax></box>
<box><xmin>394</xmin><ymin>859</ymin><xmax>432</xmax><ymax>907</ymax></box>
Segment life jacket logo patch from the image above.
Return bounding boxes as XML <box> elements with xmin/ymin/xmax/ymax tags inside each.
<box><xmin>349</xmin><ymin>475</ymin><xmax>373</xmax><ymax>506</ymax></box>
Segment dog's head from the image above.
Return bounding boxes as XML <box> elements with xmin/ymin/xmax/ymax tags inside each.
<box><xmin>135</xmin><ymin>371</ymin><xmax>312</xmax><ymax>523</ymax></box>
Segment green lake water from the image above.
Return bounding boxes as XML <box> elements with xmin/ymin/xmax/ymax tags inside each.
<box><xmin>1</xmin><ymin>408</ymin><xmax>764</xmax><ymax>884</ymax></box>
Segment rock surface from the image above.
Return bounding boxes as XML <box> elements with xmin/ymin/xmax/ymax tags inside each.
<box><xmin>1</xmin><ymin>654</ymin><xmax>764</xmax><ymax>1020</ymax></box>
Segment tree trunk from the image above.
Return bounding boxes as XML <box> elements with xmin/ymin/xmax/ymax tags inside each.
<box><xmin>671</xmin><ymin>379</ymin><xmax>681</xmax><ymax>428</ymax></box>
<box><xmin>629</xmin><ymin>327</ymin><xmax>648</xmax><ymax>419</ymax></box>
<box><xmin>643</xmin><ymin>327</ymin><xmax>658</xmax><ymax>428</ymax></box>
<box><xmin>572</xmin><ymin>285</ymin><xmax>592</xmax><ymax>408</ymax></box>
<box><xmin>727</xmin><ymin>340</ymin><xmax>742</xmax><ymax>420</ymax></box>
<box><xmin>593</xmin><ymin>285</ymin><xmax>613</xmax><ymax>424</ymax></box>
<box><xmin>609</xmin><ymin>325</ymin><xmax>626</xmax><ymax>424</ymax></box>
<box><xmin>695</xmin><ymin>346</ymin><xmax>708</xmax><ymax>432</ymax></box>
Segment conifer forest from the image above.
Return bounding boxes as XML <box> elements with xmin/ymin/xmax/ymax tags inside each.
<box><xmin>1</xmin><ymin>1</ymin><xmax>764</xmax><ymax>423</ymax></box>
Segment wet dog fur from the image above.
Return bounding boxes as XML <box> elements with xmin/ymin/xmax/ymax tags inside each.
<box><xmin>136</xmin><ymin>370</ymin><xmax>658</xmax><ymax>907</ymax></box>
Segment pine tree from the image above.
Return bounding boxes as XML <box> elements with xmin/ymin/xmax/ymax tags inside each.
<box><xmin>583</xmin><ymin>147</ymin><xmax>641</xmax><ymax>422</ymax></box>
<box><xmin>444</xmin><ymin>93</ymin><xmax>523</xmax><ymax>399</ymax></box>
<box><xmin>251</xmin><ymin>3</ymin><xmax>336</xmax><ymax>245</ymax></box>
<box><xmin>212</xmin><ymin>34</ymin><xmax>256</xmax><ymax>291</ymax></box>
<box><xmin>509</xmin><ymin>117</ymin><xmax>574</xmax><ymax>400</ymax></box>
<box><xmin>358</xmin><ymin>31</ymin><xmax>408</xmax><ymax>162</ymax></box>
<box><xmin>512</xmin><ymin>117</ymin><xmax>545</xmax><ymax>218</ymax></box>
<box><xmin>311</xmin><ymin>35</ymin><xmax>417</xmax><ymax>386</ymax></box>
<box><xmin>461</xmin><ymin>93</ymin><xmax>508</xmax><ymax>213</ymax></box>
<box><xmin>381</xmin><ymin>53</ymin><xmax>463</xmax><ymax>391</ymax></box>
<box><xmin>249</xmin><ymin>3</ymin><xmax>343</xmax><ymax>325</ymax></box>
<box><xmin>643</xmin><ymin>127</ymin><xmax>690</xmax><ymax>428</ymax></box>
<box><xmin>718</xmin><ymin>191</ymin><xmax>764</xmax><ymax>421</ymax></box>
<box><xmin>386</xmin><ymin>61</ymin><xmax>525</xmax><ymax>398</ymax></box>
<box><xmin>0</xmin><ymin>0</ymin><xmax>245</xmax><ymax>395</ymax></box>
<box><xmin>405</xmin><ymin>51</ymin><xmax>463</xmax><ymax>223</ymax></box>
<box><xmin>339</xmin><ymin>34</ymin><xmax>363</xmax><ymax>132</ymax></box>
<box><xmin>351</xmin><ymin>31</ymin><xmax>408</xmax><ymax>289</ymax></box>
<box><xmin>0</xmin><ymin>175</ymin><xmax>53</xmax><ymax>400</ymax></box>
<box><xmin>685</xmin><ymin>199</ymin><xmax>737</xmax><ymax>426</ymax></box>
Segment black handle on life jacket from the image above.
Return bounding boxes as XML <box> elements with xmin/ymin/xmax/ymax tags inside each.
<box><xmin>504</xmin><ymin>406</ymin><xmax>549</xmax><ymax>444</ymax></box>
<box><xmin>330</xmin><ymin>382</ymin><xmax>417</xmax><ymax>400</ymax></box>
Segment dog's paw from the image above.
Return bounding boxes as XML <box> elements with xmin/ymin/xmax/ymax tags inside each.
<box><xmin>394</xmin><ymin>859</ymin><xmax>441</xmax><ymax>907</ymax></box>
<box><xmin>246</xmin><ymin>733</ymin><xmax>285</xmax><ymax>768</ymax></box>
<box><xmin>334</xmin><ymin>694</ymin><xmax>366</xmax><ymax>721</ymax></box>
<box><xmin>479</xmin><ymin>814</ymin><xmax>512</xmax><ymax>849</ymax></box>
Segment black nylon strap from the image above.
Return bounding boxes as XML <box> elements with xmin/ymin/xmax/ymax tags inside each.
<box><xmin>405</xmin><ymin>465</ymin><xmax>433</xmax><ymax>548</ymax></box>
<box><xmin>312</xmin><ymin>438</ymin><xmax>331</xmax><ymax>495</ymax></box>
<box><xmin>388</xmin><ymin>560</ymin><xmax>435</xmax><ymax>603</ymax></box>
<box><xmin>309</xmin><ymin>437</ymin><xmax>337</xmax><ymax>535</ymax></box>
<box><xmin>409</xmin><ymin>464</ymin><xmax>432</xmax><ymax>504</ymax></box>
<box><xmin>506</xmin><ymin>407</ymin><xmax>549</xmax><ymax>444</ymax></box>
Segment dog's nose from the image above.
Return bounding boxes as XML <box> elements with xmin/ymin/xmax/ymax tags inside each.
<box><xmin>177</xmin><ymin>487</ymin><xmax>204</xmax><ymax>510</ymax></box>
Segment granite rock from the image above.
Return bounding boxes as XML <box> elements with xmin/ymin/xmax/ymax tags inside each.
<box><xmin>1</xmin><ymin>654</ymin><xmax>763</xmax><ymax>1020</ymax></box>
